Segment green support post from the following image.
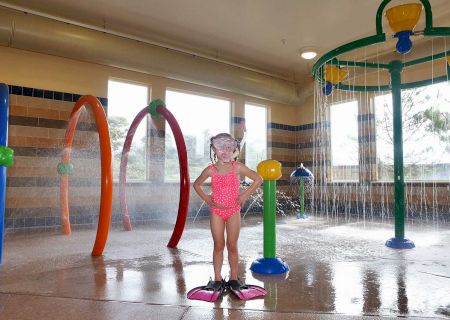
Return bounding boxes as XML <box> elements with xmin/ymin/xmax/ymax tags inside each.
<box><xmin>299</xmin><ymin>177</ymin><xmax>305</xmax><ymax>216</ymax></box>
<box><xmin>391</xmin><ymin>60</ymin><xmax>405</xmax><ymax>239</ymax></box>
<box><xmin>290</xmin><ymin>163</ymin><xmax>313</xmax><ymax>220</ymax></box>
<box><xmin>386</xmin><ymin>61</ymin><xmax>414</xmax><ymax>249</ymax></box>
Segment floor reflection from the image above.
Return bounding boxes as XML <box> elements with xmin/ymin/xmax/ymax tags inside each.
<box><xmin>362</xmin><ymin>268</ymin><xmax>381</xmax><ymax>314</ymax></box>
<box><xmin>396</xmin><ymin>263</ymin><xmax>409</xmax><ymax>315</ymax></box>
<box><xmin>1</xmin><ymin>217</ymin><xmax>450</xmax><ymax>319</ymax></box>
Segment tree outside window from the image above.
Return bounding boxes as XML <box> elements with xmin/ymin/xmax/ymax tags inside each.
<box><xmin>375</xmin><ymin>81</ymin><xmax>450</xmax><ymax>181</ymax></box>
<box><xmin>165</xmin><ymin>90</ymin><xmax>230</xmax><ymax>182</ymax></box>
<box><xmin>107</xmin><ymin>80</ymin><xmax>148</xmax><ymax>180</ymax></box>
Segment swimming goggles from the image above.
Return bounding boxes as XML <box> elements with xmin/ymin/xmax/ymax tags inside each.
<box><xmin>211</xmin><ymin>137</ymin><xmax>238</xmax><ymax>152</ymax></box>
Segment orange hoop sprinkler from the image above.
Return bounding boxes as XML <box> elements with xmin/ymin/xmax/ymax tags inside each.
<box><xmin>59</xmin><ymin>95</ymin><xmax>113</xmax><ymax>256</ymax></box>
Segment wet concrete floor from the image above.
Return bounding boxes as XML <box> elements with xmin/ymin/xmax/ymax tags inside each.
<box><xmin>1</xmin><ymin>216</ymin><xmax>450</xmax><ymax>319</ymax></box>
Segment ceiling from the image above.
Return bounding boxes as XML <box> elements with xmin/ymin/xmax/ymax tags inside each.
<box><xmin>1</xmin><ymin>0</ymin><xmax>450</xmax><ymax>86</ymax></box>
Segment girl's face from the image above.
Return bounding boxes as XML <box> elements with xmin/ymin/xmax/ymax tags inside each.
<box><xmin>212</xmin><ymin>137</ymin><xmax>237</xmax><ymax>163</ymax></box>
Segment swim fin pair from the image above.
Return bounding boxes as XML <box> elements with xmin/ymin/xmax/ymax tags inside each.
<box><xmin>187</xmin><ymin>278</ymin><xmax>266</xmax><ymax>302</ymax></box>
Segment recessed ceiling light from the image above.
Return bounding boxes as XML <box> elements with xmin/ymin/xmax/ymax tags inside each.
<box><xmin>301</xmin><ymin>50</ymin><xmax>317</xmax><ymax>60</ymax></box>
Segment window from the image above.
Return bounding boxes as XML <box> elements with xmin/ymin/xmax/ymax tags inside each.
<box><xmin>165</xmin><ymin>90</ymin><xmax>231</xmax><ymax>181</ymax></box>
<box><xmin>330</xmin><ymin>101</ymin><xmax>359</xmax><ymax>181</ymax></box>
<box><xmin>375</xmin><ymin>93</ymin><xmax>394</xmax><ymax>181</ymax></box>
<box><xmin>375</xmin><ymin>82</ymin><xmax>450</xmax><ymax>181</ymax></box>
<box><xmin>107</xmin><ymin>80</ymin><xmax>149</xmax><ymax>180</ymax></box>
<box><xmin>244</xmin><ymin>104</ymin><xmax>267</xmax><ymax>171</ymax></box>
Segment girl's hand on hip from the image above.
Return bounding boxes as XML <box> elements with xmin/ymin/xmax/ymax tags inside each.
<box><xmin>236</xmin><ymin>194</ymin><xmax>249</xmax><ymax>206</ymax></box>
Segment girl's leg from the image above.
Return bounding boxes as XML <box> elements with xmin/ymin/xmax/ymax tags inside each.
<box><xmin>225</xmin><ymin>212</ymin><xmax>241</xmax><ymax>280</ymax></box>
<box><xmin>210</xmin><ymin>212</ymin><xmax>226</xmax><ymax>281</ymax></box>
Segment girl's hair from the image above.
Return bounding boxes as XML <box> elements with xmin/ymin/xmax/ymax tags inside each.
<box><xmin>209</xmin><ymin>133</ymin><xmax>241</xmax><ymax>163</ymax></box>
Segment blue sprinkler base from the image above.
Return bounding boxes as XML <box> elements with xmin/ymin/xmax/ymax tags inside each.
<box><xmin>296</xmin><ymin>213</ymin><xmax>308</xmax><ymax>219</ymax></box>
<box><xmin>385</xmin><ymin>237</ymin><xmax>415</xmax><ymax>249</ymax></box>
<box><xmin>250</xmin><ymin>257</ymin><xmax>289</xmax><ymax>275</ymax></box>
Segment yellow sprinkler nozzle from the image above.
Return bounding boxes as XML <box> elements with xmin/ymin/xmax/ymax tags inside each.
<box><xmin>386</xmin><ymin>4</ymin><xmax>422</xmax><ymax>54</ymax></box>
<box><xmin>386</xmin><ymin>3</ymin><xmax>422</xmax><ymax>33</ymax></box>
<box><xmin>323</xmin><ymin>65</ymin><xmax>348</xmax><ymax>95</ymax></box>
<box><xmin>324</xmin><ymin>65</ymin><xmax>348</xmax><ymax>85</ymax></box>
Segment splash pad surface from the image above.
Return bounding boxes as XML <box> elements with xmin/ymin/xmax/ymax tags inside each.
<box><xmin>2</xmin><ymin>215</ymin><xmax>449</xmax><ymax>318</ymax></box>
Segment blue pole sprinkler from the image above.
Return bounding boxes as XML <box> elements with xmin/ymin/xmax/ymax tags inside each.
<box><xmin>0</xmin><ymin>84</ymin><xmax>14</xmax><ymax>265</ymax></box>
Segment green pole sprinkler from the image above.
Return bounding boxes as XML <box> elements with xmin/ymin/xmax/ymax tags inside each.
<box><xmin>250</xmin><ymin>160</ymin><xmax>289</xmax><ymax>274</ymax></box>
<box><xmin>290</xmin><ymin>163</ymin><xmax>314</xmax><ymax>219</ymax></box>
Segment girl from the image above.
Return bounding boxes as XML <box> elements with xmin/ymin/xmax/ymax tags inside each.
<box><xmin>193</xmin><ymin>133</ymin><xmax>262</xmax><ymax>286</ymax></box>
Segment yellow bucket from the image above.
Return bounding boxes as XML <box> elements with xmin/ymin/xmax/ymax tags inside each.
<box><xmin>386</xmin><ymin>3</ymin><xmax>422</xmax><ymax>33</ymax></box>
<box><xmin>324</xmin><ymin>65</ymin><xmax>348</xmax><ymax>85</ymax></box>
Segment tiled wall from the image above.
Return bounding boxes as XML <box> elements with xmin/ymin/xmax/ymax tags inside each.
<box><xmin>10</xmin><ymin>82</ymin><xmax>448</xmax><ymax>231</ymax></box>
<box><xmin>4</xmin><ymin>89</ymin><xmax>301</xmax><ymax>232</ymax></box>
<box><xmin>5</xmin><ymin>85</ymin><xmax>107</xmax><ymax>231</ymax></box>
<box><xmin>267</xmin><ymin>122</ymin><xmax>296</xmax><ymax>186</ymax></box>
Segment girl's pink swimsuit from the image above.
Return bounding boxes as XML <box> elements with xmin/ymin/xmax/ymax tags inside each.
<box><xmin>209</xmin><ymin>161</ymin><xmax>241</xmax><ymax>221</ymax></box>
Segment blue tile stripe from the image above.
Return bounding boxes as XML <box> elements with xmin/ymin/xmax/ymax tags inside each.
<box><xmin>8</xmin><ymin>84</ymin><xmax>108</xmax><ymax>107</ymax></box>
<box><xmin>233</xmin><ymin>118</ymin><xmax>330</xmax><ymax>132</ymax></box>
<box><xmin>268</xmin><ymin>122</ymin><xmax>297</xmax><ymax>131</ymax></box>
<box><xmin>359</xmin><ymin>135</ymin><xmax>376</xmax><ymax>142</ymax></box>
<box><xmin>357</xmin><ymin>113</ymin><xmax>375</xmax><ymax>122</ymax></box>
<box><xmin>271</xmin><ymin>141</ymin><xmax>296</xmax><ymax>149</ymax></box>
<box><xmin>298</xmin><ymin>141</ymin><xmax>330</xmax><ymax>149</ymax></box>
<box><xmin>6</xmin><ymin>177</ymin><xmax>101</xmax><ymax>187</ymax></box>
<box><xmin>232</xmin><ymin>116</ymin><xmax>244</xmax><ymax>124</ymax></box>
<box><xmin>9</xmin><ymin>116</ymin><xmax>98</xmax><ymax>131</ymax></box>
<box><xmin>268</xmin><ymin>121</ymin><xmax>330</xmax><ymax>131</ymax></box>
<box><xmin>12</xmin><ymin>146</ymin><xmax>99</xmax><ymax>158</ymax></box>
<box><xmin>298</xmin><ymin>142</ymin><xmax>314</xmax><ymax>149</ymax></box>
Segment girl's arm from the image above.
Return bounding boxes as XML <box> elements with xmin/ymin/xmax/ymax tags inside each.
<box><xmin>237</xmin><ymin>163</ymin><xmax>263</xmax><ymax>205</ymax></box>
<box><xmin>193</xmin><ymin>167</ymin><xmax>214</xmax><ymax>206</ymax></box>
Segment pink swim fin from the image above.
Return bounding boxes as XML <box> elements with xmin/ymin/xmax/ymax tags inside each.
<box><xmin>227</xmin><ymin>279</ymin><xmax>266</xmax><ymax>300</ymax></box>
<box><xmin>187</xmin><ymin>279</ymin><xmax>225</xmax><ymax>302</ymax></box>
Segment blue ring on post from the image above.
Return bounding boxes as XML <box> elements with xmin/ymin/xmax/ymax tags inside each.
<box><xmin>250</xmin><ymin>257</ymin><xmax>289</xmax><ymax>275</ymax></box>
<box><xmin>386</xmin><ymin>237</ymin><xmax>415</xmax><ymax>249</ymax></box>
